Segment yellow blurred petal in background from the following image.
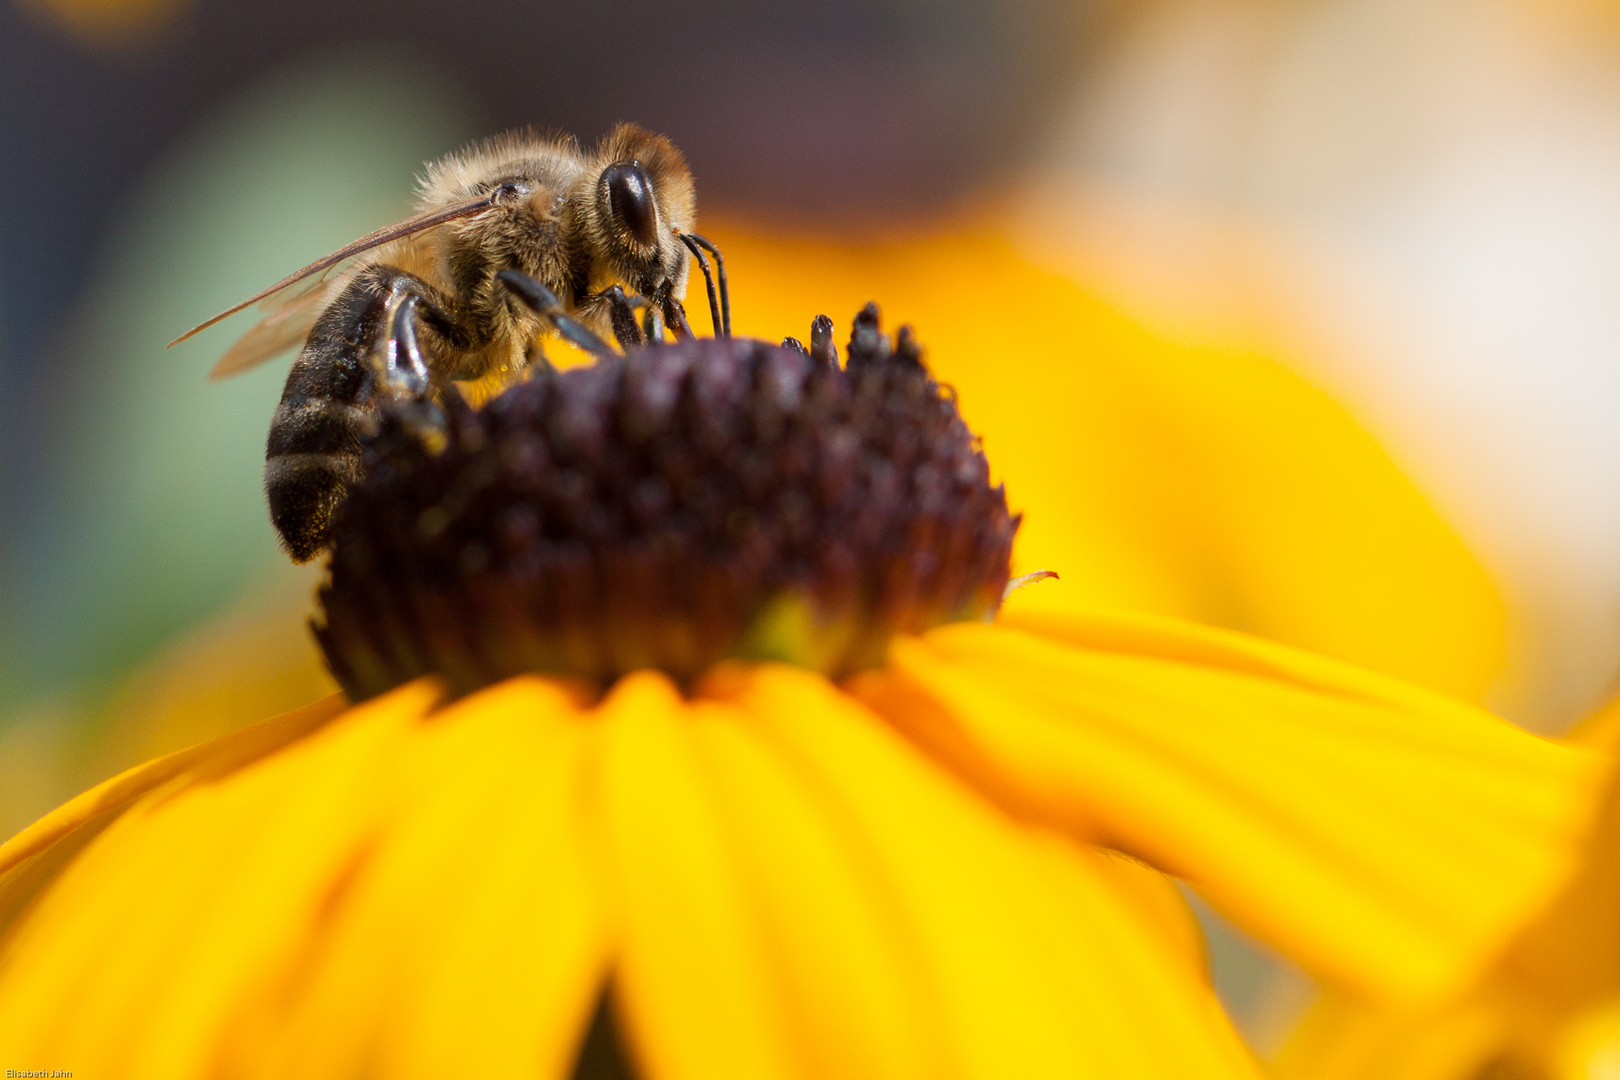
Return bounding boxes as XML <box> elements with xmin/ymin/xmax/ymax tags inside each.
<box><xmin>704</xmin><ymin>218</ymin><xmax>1507</xmax><ymax>705</ymax></box>
<box><xmin>0</xmin><ymin>567</ymin><xmax>337</xmax><ymax>846</ymax></box>
<box><xmin>1277</xmin><ymin>691</ymin><xmax>1620</xmax><ymax>1079</ymax></box>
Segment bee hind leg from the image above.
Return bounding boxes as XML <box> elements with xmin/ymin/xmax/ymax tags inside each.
<box><xmin>267</xmin><ymin>265</ymin><xmax>472</xmax><ymax>562</ymax></box>
<box><xmin>378</xmin><ymin>293</ymin><xmax>450</xmax><ymax>454</ymax></box>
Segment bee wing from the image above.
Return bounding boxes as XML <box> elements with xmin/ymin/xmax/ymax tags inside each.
<box><xmin>168</xmin><ymin>189</ymin><xmax>510</xmax><ymax>350</ymax></box>
<box><xmin>206</xmin><ymin>272</ymin><xmax>348</xmax><ymax>380</ymax></box>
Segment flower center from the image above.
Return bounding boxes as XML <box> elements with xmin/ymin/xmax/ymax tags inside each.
<box><xmin>314</xmin><ymin>308</ymin><xmax>1018</xmax><ymax>697</ymax></box>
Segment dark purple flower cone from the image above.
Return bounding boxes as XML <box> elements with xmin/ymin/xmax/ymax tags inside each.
<box><xmin>315</xmin><ymin>312</ymin><xmax>1018</xmax><ymax>699</ymax></box>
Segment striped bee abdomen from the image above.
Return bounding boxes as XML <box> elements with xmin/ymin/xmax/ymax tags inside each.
<box><xmin>266</xmin><ymin>267</ymin><xmax>396</xmax><ymax>562</ymax></box>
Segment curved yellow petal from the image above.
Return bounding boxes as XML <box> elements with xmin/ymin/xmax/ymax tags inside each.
<box><xmin>688</xmin><ymin>682</ymin><xmax>943</xmax><ymax>1080</ymax></box>
<box><xmin>868</xmin><ymin>617</ymin><xmax>1606</xmax><ymax>1004</ymax></box>
<box><xmin>0</xmin><ymin>680</ymin><xmax>437</xmax><ymax>1078</ymax></box>
<box><xmin>706</xmin><ymin>221</ymin><xmax>1505</xmax><ymax>703</ymax></box>
<box><xmin>998</xmin><ymin>607</ymin><xmax>1505</xmax><ymax>732</ymax></box>
<box><xmin>592</xmin><ymin>671</ymin><xmax>803</xmax><ymax>1080</ymax></box>
<box><xmin>228</xmin><ymin>677</ymin><xmax>608</xmax><ymax>1080</ymax></box>
<box><xmin>390</xmin><ymin>681</ymin><xmax>605</xmax><ymax>1079</ymax></box>
<box><xmin>727</xmin><ymin>663</ymin><xmax>1259</xmax><ymax>1080</ymax></box>
<box><xmin>0</xmin><ymin>692</ymin><xmax>346</xmax><ymax>883</ymax></box>
<box><xmin>1089</xmin><ymin>849</ymin><xmax>1209</xmax><ymax>978</ymax></box>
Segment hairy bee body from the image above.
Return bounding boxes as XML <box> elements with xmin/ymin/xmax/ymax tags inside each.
<box><xmin>185</xmin><ymin>125</ymin><xmax>701</xmax><ymax>562</ymax></box>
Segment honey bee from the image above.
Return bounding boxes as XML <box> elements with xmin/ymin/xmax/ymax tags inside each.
<box><xmin>172</xmin><ymin>124</ymin><xmax>732</xmax><ymax>562</ymax></box>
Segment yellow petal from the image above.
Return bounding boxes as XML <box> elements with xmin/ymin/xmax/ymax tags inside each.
<box><xmin>871</xmin><ymin>616</ymin><xmax>1607</xmax><ymax>1004</ymax></box>
<box><xmin>1089</xmin><ymin>849</ymin><xmax>1209</xmax><ymax>978</ymax></box>
<box><xmin>230</xmin><ymin>677</ymin><xmax>608</xmax><ymax>1080</ymax></box>
<box><xmin>1551</xmin><ymin>995</ymin><xmax>1620</xmax><ymax>1080</ymax></box>
<box><xmin>390</xmin><ymin>682</ymin><xmax>606</xmax><ymax>1079</ymax></box>
<box><xmin>728</xmin><ymin>663</ymin><xmax>1259</xmax><ymax>1080</ymax></box>
<box><xmin>1489</xmin><ymin>719</ymin><xmax>1620</xmax><ymax>1029</ymax></box>
<box><xmin>0</xmin><ymin>691</ymin><xmax>346</xmax><ymax>886</ymax></box>
<box><xmin>592</xmin><ymin>670</ymin><xmax>803</xmax><ymax>1080</ymax></box>
<box><xmin>687</xmin><ymin>682</ymin><xmax>943</xmax><ymax>1080</ymax></box>
<box><xmin>0</xmin><ymin>681</ymin><xmax>435</xmax><ymax>1078</ymax></box>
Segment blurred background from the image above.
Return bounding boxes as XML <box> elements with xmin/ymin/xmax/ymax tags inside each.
<box><xmin>5</xmin><ymin>0</ymin><xmax>1620</xmax><ymax>1061</ymax></box>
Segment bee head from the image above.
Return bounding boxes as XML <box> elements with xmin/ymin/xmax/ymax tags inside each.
<box><xmin>586</xmin><ymin>124</ymin><xmax>695</xmax><ymax>299</ymax></box>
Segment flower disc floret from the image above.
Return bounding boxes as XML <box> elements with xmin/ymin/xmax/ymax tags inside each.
<box><xmin>316</xmin><ymin>318</ymin><xmax>1017</xmax><ymax>697</ymax></box>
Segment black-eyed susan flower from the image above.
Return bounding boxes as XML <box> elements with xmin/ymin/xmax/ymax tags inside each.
<box><xmin>0</xmin><ymin>314</ymin><xmax>1603</xmax><ymax>1079</ymax></box>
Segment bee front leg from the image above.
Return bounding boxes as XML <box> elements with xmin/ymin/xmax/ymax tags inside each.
<box><xmin>496</xmin><ymin>270</ymin><xmax>618</xmax><ymax>361</ymax></box>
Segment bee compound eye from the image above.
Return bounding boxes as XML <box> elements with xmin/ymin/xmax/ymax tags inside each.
<box><xmin>603</xmin><ymin>162</ymin><xmax>659</xmax><ymax>248</ymax></box>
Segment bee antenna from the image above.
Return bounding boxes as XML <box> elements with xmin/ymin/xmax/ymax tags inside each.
<box><xmin>684</xmin><ymin>233</ymin><xmax>730</xmax><ymax>337</ymax></box>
